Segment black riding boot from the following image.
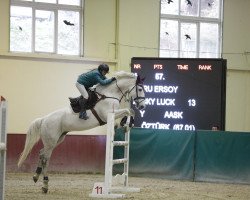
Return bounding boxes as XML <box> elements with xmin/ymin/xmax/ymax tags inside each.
<box><xmin>79</xmin><ymin>98</ymin><xmax>89</xmax><ymax>120</ymax></box>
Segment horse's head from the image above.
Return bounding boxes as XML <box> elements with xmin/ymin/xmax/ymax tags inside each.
<box><xmin>131</xmin><ymin>75</ymin><xmax>146</xmax><ymax>111</ymax></box>
<box><xmin>97</xmin><ymin>71</ymin><xmax>146</xmax><ymax>111</ymax></box>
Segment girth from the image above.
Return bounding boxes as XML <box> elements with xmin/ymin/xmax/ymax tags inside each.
<box><xmin>90</xmin><ymin>109</ymin><xmax>106</xmax><ymax>126</ymax></box>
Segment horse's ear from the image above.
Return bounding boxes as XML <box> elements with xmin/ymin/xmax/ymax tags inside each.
<box><xmin>136</xmin><ymin>75</ymin><xmax>141</xmax><ymax>84</ymax></box>
<box><xmin>136</xmin><ymin>75</ymin><xmax>145</xmax><ymax>84</ymax></box>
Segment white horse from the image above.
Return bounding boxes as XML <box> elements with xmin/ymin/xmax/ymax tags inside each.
<box><xmin>17</xmin><ymin>71</ymin><xmax>146</xmax><ymax>193</ymax></box>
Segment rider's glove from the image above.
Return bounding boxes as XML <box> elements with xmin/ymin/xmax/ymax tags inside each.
<box><xmin>111</xmin><ymin>77</ymin><xmax>116</xmax><ymax>81</ymax></box>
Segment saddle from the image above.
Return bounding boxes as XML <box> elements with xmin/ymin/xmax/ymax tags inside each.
<box><xmin>69</xmin><ymin>90</ymin><xmax>99</xmax><ymax>113</ymax></box>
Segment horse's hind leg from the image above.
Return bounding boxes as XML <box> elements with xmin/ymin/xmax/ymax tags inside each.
<box><xmin>40</xmin><ymin>146</ymin><xmax>54</xmax><ymax>193</ymax></box>
<box><xmin>40</xmin><ymin>133</ymin><xmax>67</xmax><ymax>193</ymax></box>
<box><xmin>33</xmin><ymin>148</ymin><xmax>45</xmax><ymax>183</ymax></box>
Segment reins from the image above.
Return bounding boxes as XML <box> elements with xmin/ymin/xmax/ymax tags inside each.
<box><xmin>94</xmin><ymin>91</ymin><xmax>120</xmax><ymax>102</ymax></box>
<box><xmin>115</xmin><ymin>80</ymin><xmax>131</xmax><ymax>103</ymax></box>
<box><xmin>94</xmin><ymin>79</ymin><xmax>139</xmax><ymax>103</ymax></box>
<box><xmin>104</xmin><ymin>79</ymin><xmax>145</xmax><ymax>104</ymax></box>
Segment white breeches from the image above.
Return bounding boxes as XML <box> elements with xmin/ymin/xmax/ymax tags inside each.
<box><xmin>76</xmin><ymin>82</ymin><xmax>89</xmax><ymax>99</ymax></box>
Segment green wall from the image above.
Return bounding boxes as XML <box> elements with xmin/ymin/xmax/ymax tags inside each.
<box><xmin>115</xmin><ymin>128</ymin><xmax>250</xmax><ymax>184</ymax></box>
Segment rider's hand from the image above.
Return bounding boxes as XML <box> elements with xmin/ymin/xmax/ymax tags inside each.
<box><xmin>111</xmin><ymin>77</ymin><xmax>116</xmax><ymax>81</ymax></box>
<box><xmin>89</xmin><ymin>85</ymin><xmax>97</xmax><ymax>91</ymax></box>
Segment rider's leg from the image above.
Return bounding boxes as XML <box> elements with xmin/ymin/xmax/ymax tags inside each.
<box><xmin>78</xmin><ymin>98</ymin><xmax>89</xmax><ymax>119</ymax></box>
<box><xmin>76</xmin><ymin>82</ymin><xmax>89</xmax><ymax>119</ymax></box>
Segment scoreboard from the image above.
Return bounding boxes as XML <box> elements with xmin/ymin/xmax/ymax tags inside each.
<box><xmin>131</xmin><ymin>57</ymin><xmax>227</xmax><ymax>131</ymax></box>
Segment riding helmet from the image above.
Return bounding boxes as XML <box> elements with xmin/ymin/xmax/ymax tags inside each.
<box><xmin>98</xmin><ymin>63</ymin><xmax>109</xmax><ymax>73</ymax></box>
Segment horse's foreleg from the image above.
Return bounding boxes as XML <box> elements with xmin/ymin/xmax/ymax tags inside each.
<box><xmin>33</xmin><ymin>149</ymin><xmax>44</xmax><ymax>183</ymax></box>
<box><xmin>113</xmin><ymin>108</ymin><xmax>135</xmax><ymax>130</ymax></box>
<box><xmin>113</xmin><ymin>108</ymin><xmax>132</xmax><ymax>119</ymax></box>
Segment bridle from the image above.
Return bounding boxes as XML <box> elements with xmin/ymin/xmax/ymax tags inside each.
<box><xmin>114</xmin><ymin>80</ymin><xmax>146</xmax><ymax>107</ymax></box>
<box><xmin>94</xmin><ymin>77</ymin><xmax>146</xmax><ymax>106</ymax></box>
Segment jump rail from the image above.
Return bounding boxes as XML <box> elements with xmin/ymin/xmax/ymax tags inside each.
<box><xmin>0</xmin><ymin>96</ymin><xmax>7</xmax><ymax>200</ymax></box>
<box><xmin>89</xmin><ymin>112</ymin><xmax>140</xmax><ymax>198</ymax></box>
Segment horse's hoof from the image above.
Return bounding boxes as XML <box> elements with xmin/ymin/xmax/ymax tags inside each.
<box><xmin>33</xmin><ymin>175</ymin><xmax>38</xmax><ymax>183</ymax></box>
<box><xmin>42</xmin><ymin>187</ymin><xmax>48</xmax><ymax>194</ymax></box>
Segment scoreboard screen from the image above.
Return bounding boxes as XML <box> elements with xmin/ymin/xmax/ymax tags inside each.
<box><xmin>131</xmin><ymin>57</ymin><xmax>227</xmax><ymax>131</ymax></box>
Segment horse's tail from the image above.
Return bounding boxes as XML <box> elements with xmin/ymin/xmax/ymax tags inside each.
<box><xmin>17</xmin><ymin>118</ymin><xmax>42</xmax><ymax>168</ymax></box>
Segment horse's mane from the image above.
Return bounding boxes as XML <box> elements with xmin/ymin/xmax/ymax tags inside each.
<box><xmin>114</xmin><ymin>71</ymin><xmax>135</xmax><ymax>79</ymax></box>
<box><xmin>95</xmin><ymin>71</ymin><xmax>135</xmax><ymax>92</ymax></box>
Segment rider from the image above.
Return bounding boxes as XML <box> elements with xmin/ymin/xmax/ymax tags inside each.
<box><xmin>76</xmin><ymin>63</ymin><xmax>116</xmax><ymax>119</ymax></box>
